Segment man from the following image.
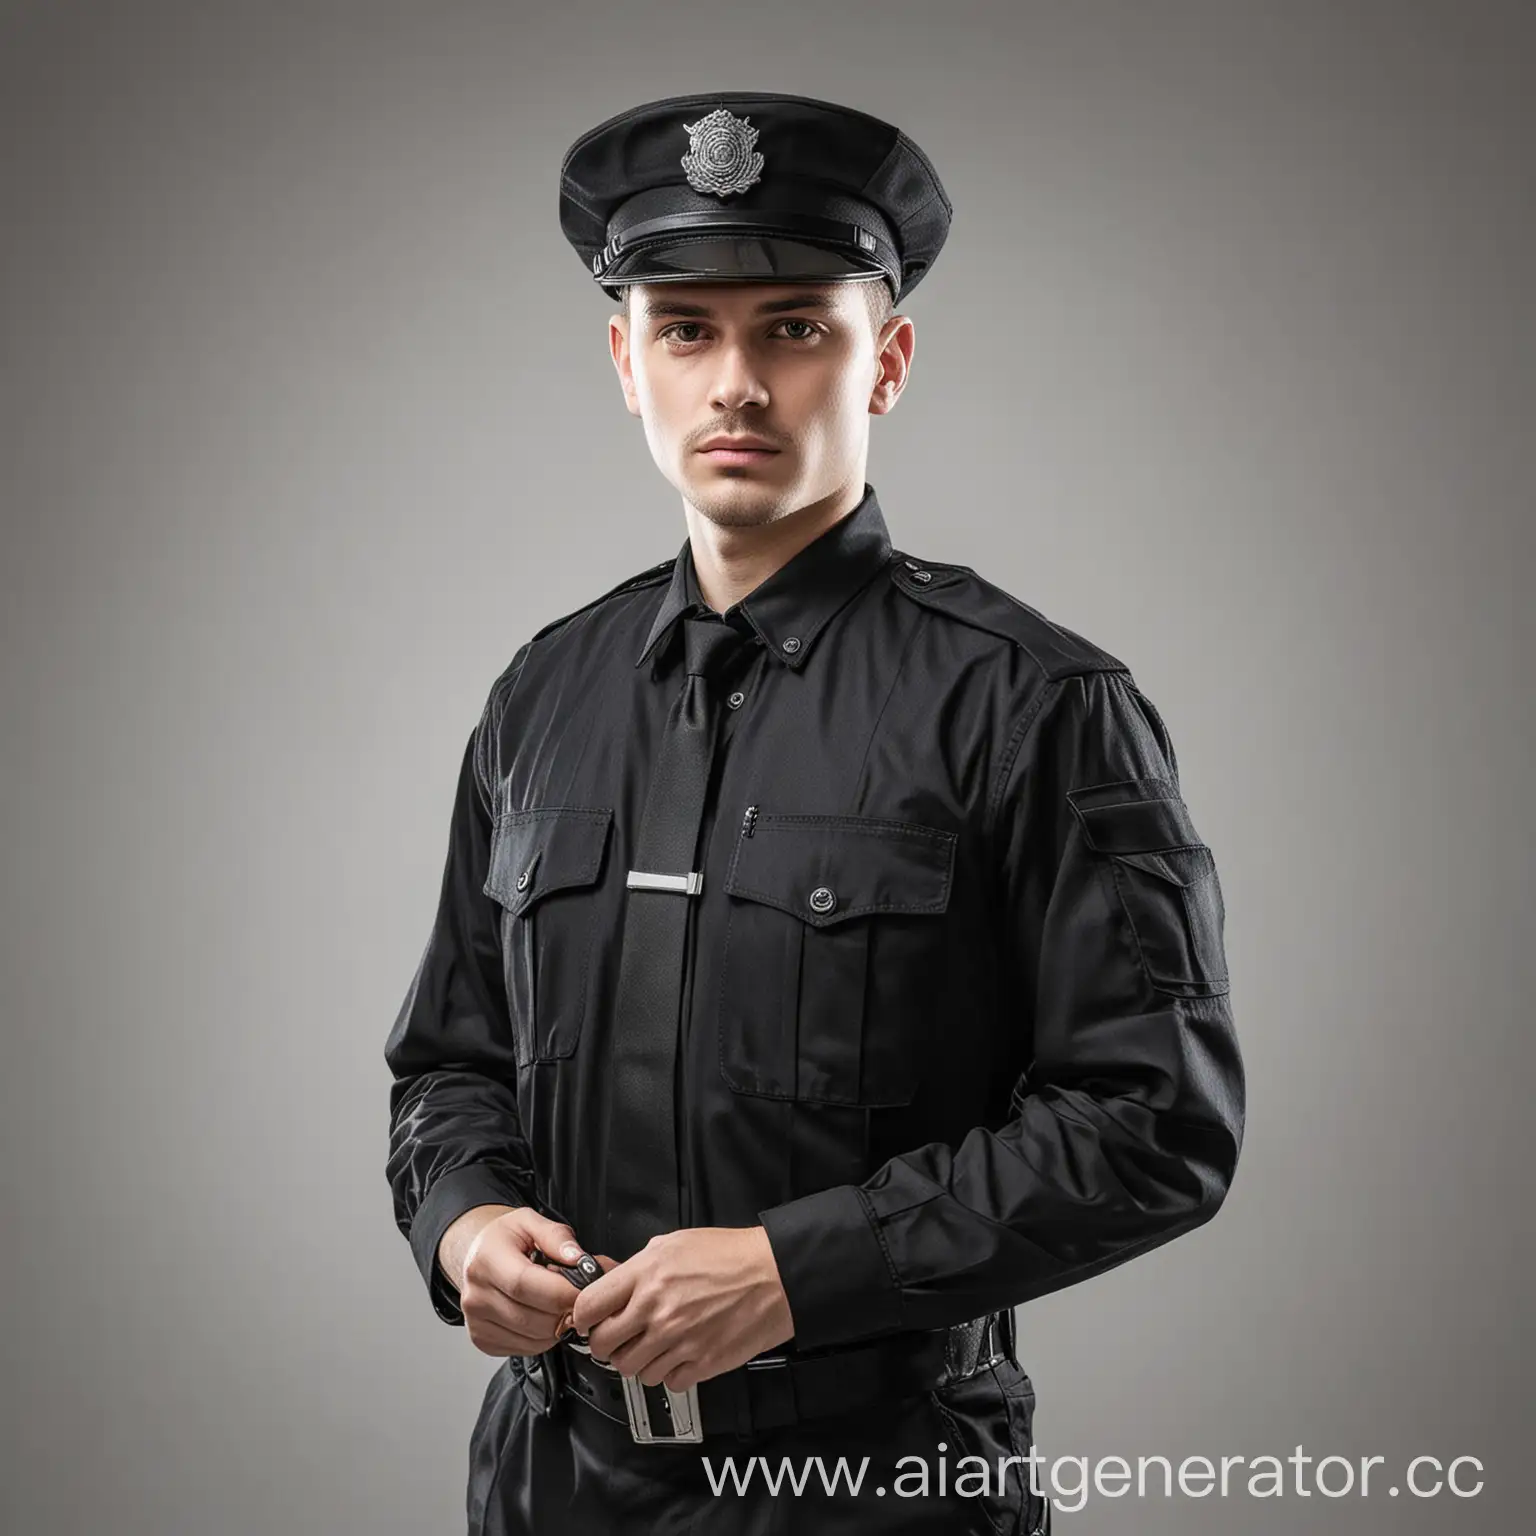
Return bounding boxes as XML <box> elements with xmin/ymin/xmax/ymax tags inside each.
<box><xmin>385</xmin><ymin>92</ymin><xmax>1245</xmax><ymax>1534</ymax></box>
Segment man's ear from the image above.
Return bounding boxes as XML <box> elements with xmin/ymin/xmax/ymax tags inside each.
<box><xmin>869</xmin><ymin>314</ymin><xmax>915</xmax><ymax>417</ymax></box>
<box><xmin>609</xmin><ymin>314</ymin><xmax>641</xmax><ymax>418</ymax></box>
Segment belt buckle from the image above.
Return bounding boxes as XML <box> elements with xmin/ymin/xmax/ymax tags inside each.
<box><xmin>619</xmin><ymin>1373</ymin><xmax>703</xmax><ymax>1444</ymax></box>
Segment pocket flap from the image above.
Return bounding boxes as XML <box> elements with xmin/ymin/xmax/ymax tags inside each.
<box><xmin>725</xmin><ymin>812</ymin><xmax>956</xmax><ymax>928</ymax></box>
<box><xmin>1111</xmin><ymin>845</ymin><xmax>1216</xmax><ymax>888</ymax></box>
<box><xmin>1066</xmin><ymin>777</ymin><xmax>1206</xmax><ymax>855</ymax></box>
<box><xmin>484</xmin><ymin>806</ymin><xmax>613</xmax><ymax>917</ymax></box>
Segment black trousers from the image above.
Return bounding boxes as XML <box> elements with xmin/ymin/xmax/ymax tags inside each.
<box><xmin>466</xmin><ymin>1351</ymin><xmax>1051</xmax><ymax>1534</ymax></box>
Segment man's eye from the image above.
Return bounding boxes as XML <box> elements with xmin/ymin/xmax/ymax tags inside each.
<box><xmin>656</xmin><ymin>320</ymin><xmax>822</xmax><ymax>345</ymax></box>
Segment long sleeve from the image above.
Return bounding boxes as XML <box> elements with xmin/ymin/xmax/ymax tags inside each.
<box><xmin>758</xmin><ymin>667</ymin><xmax>1246</xmax><ymax>1350</ymax></box>
<box><xmin>384</xmin><ymin>654</ymin><xmax>540</xmax><ymax>1325</ymax></box>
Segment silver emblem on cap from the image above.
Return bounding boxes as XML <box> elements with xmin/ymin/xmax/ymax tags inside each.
<box><xmin>681</xmin><ymin>108</ymin><xmax>765</xmax><ymax>197</ymax></box>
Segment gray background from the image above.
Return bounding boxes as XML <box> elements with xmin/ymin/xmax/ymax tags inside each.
<box><xmin>2</xmin><ymin>1</ymin><xmax>1529</xmax><ymax>1531</ymax></box>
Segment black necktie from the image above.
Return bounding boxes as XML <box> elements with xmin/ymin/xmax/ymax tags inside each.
<box><xmin>601</xmin><ymin>615</ymin><xmax>750</xmax><ymax>1258</ymax></box>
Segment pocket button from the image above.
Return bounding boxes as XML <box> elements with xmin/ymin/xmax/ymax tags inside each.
<box><xmin>808</xmin><ymin>885</ymin><xmax>837</xmax><ymax>915</ymax></box>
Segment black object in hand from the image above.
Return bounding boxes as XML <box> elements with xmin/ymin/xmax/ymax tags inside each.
<box><xmin>530</xmin><ymin>1247</ymin><xmax>602</xmax><ymax>1347</ymax></box>
<box><xmin>531</xmin><ymin>1247</ymin><xmax>602</xmax><ymax>1289</ymax></box>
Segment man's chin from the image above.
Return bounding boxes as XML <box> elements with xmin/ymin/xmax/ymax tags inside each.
<box><xmin>685</xmin><ymin>479</ymin><xmax>787</xmax><ymax>530</ymax></box>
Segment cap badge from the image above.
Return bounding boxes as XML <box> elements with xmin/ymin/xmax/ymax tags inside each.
<box><xmin>680</xmin><ymin>108</ymin><xmax>765</xmax><ymax>197</ymax></box>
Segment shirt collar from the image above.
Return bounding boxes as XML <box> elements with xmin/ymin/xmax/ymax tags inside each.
<box><xmin>634</xmin><ymin>483</ymin><xmax>894</xmax><ymax>672</ymax></box>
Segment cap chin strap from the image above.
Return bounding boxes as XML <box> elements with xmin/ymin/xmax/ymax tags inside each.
<box><xmin>606</xmin><ymin>270</ymin><xmax>890</xmax><ymax>288</ymax></box>
<box><xmin>592</xmin><ymin>209</ymin><xmax>892</xmax><ymax>283</ymax></box>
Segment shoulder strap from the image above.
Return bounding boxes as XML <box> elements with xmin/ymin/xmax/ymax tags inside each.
<box><xmin>887</xmin><ymin>551</ymin><xmax>1130</xmax><ymax>680</ymax></box>
<box><xmin>526</xmin><ymin>554</ymin><xmax>676</xmax><ymax>645</ymax></box>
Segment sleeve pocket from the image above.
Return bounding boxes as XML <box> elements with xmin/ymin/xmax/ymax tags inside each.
<box><xmin>1066</xmin><ymin>777</ymin><xmax>1231</xmax><ymax>998</ymax></box>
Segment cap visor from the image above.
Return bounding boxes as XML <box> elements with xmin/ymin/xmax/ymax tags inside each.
<box><xmin>606</xmin><ymin>234</ymin><xmax>888</xmax><ymax>285</ymax></box>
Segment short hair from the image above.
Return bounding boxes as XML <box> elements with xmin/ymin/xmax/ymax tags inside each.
<box><xmin>861</xmin><ymin>279</ymin><xmax>895</xmax><ymax>336</ymax></box>
<box><xmin>621</xmin><ymin>280</ymin><xmax>895</xmax><ymax>338</ymax></box>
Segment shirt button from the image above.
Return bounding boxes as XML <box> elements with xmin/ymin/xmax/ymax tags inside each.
<box><xmin>781</xmin><ymin>636</ymin><xmax>802</xmax><ymax>654</ymax></box>
<box><xmin>808</xmin><ymin>886</ymin><xmax>837</xmax><ymax>915</ymax></box>
<box><xmin>910</xmin><ymin>568</ymin><xmax>932</xmax><ymax>583</ymax></box>
<box><xmin>515</xmin><ymin>867</ymin><xmax>532</xmax><ymax>891</ymax></box>
<box><xmin>727</xmin><ymin>690</ymin><xmax>746</xmax><ymax>709</ymax></box>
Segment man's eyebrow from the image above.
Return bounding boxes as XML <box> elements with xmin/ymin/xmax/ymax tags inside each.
<box><xmin>638</xmin><ymin>292</ymin><xmax>838</xmax><ymax>320</ymax></box>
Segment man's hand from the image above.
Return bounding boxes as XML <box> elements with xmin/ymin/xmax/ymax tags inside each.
<box><xmin>437</xmin><ymin>1205</ymin><xmax>605</xmax><ymax>1359</ymax></box>
<box><xmin>569</xmin><ymin>1226</ymin><xmax>795</xmax><ymax>1393</ymax></box>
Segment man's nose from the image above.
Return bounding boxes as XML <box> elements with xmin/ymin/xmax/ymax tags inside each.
<box><xmin>708</xmin><ymin>343</ymin><xmax>769</xmax><ymax>412</ymax></box>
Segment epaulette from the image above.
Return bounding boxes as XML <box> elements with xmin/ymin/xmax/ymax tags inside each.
<box><xmin>525</xmin><ymin>554</ymin><xmax>676</xmax><ymax>646</ymax></box>
<box><xmin>887</xmin><ymin>550</ymin><xmax>1131</xmax><ymax>681</ymax></box>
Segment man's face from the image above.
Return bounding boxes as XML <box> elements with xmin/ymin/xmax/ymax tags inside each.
<box><xmin>609</xmin><ymin>279</ymin><xmax>909</xmax><ymax>530</ymax></box>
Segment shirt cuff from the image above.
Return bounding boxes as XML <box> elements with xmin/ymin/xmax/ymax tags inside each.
<box><xmin>408</xmin><ymin>1164</ymin><xmax>532</xmax><ymax>1325</ymax></box>
<box><xmin>758</xmin><ymin>1183</ymin><xmax>904</xmax><ymax>1351</ymax></box>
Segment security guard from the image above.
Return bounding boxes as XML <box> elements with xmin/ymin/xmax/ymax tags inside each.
<box><xmin>385</xmin><ymin>92</ymin><xmax>1245</xmax><ymax>1534</ymax></box>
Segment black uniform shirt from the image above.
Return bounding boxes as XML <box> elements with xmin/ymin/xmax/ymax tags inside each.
<box><xmin>385</xmin><ymin>484</ymin><xmax>1245</xmax><ymax>1352</ymax></box>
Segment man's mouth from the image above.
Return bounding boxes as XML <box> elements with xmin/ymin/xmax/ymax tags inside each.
<box><xmin>699</xmin><ymin>446</ymin><xmax>780</xmax><ymax>464</ymax></box>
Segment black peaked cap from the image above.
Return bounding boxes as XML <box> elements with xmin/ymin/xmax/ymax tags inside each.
<box><xmin>559</xmin><ymin>91</ymin><xmax>952</xmax><ymax>305</ymax></box>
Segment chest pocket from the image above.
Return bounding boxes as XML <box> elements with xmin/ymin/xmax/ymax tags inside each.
<box><xmin>484</xmin><ymin>806</ymin><xmax>613</xmax><ymax>1063</ymax></box>
<box><xmin>1066</xmin><ymin>777</ymin><xmax>1230</xmax><ymax>998</ymax></box>
<box><xmin>718</xmin><ymin>811</ymin><xmax>957</xmax><ymax>1107</ymax></box>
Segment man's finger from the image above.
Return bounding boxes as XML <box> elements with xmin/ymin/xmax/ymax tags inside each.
<box><xmin>507</xmin><ymin>1207</ymin><xmax>587</xmax><ymax>1269</ymax></box>
<box><xmin>466</xmin><ymin>1315</ymin><xmax>558</xmax><ymax>1358</ymax></box>
<box><xmin>582</xmin><ymin>1301</ymin><xmax>650</xmax><ymax>1365</ymax></box>
<box><xmin>463</xmin><ymin>1287</ymin><xmax>567</xmax><ymax>1342</ymax></box>
<box><xmin>636</xmin><ymin>1342</ymin><xmax>699</xmax><ymax>1391</ymax></box>
<box><xmin>607</xmin><ymin>1320</ymin><xmax>673</xmax><ymax>1381</ymax></box>
<box><xmin>569</xmin><ymin>1256</ymin><xmax>636</xmax><ymax>1333</ymax></box>
<box><xmin>469</xmin><ymin>1226</ymin><xmax>595</xmax><ymax>1316</ymax></box>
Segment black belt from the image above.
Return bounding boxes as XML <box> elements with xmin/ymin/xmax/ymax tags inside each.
<box><xmin>519</xmin><ymin>1309</ymin><xmax>1015</xmax><ymax>1445</ymax></box>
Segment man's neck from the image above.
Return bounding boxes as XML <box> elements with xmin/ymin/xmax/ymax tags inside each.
<box><xmin>684</xmin><ymin>477</ymin><xmax>866</xmax><ymax>613</ymax></box>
